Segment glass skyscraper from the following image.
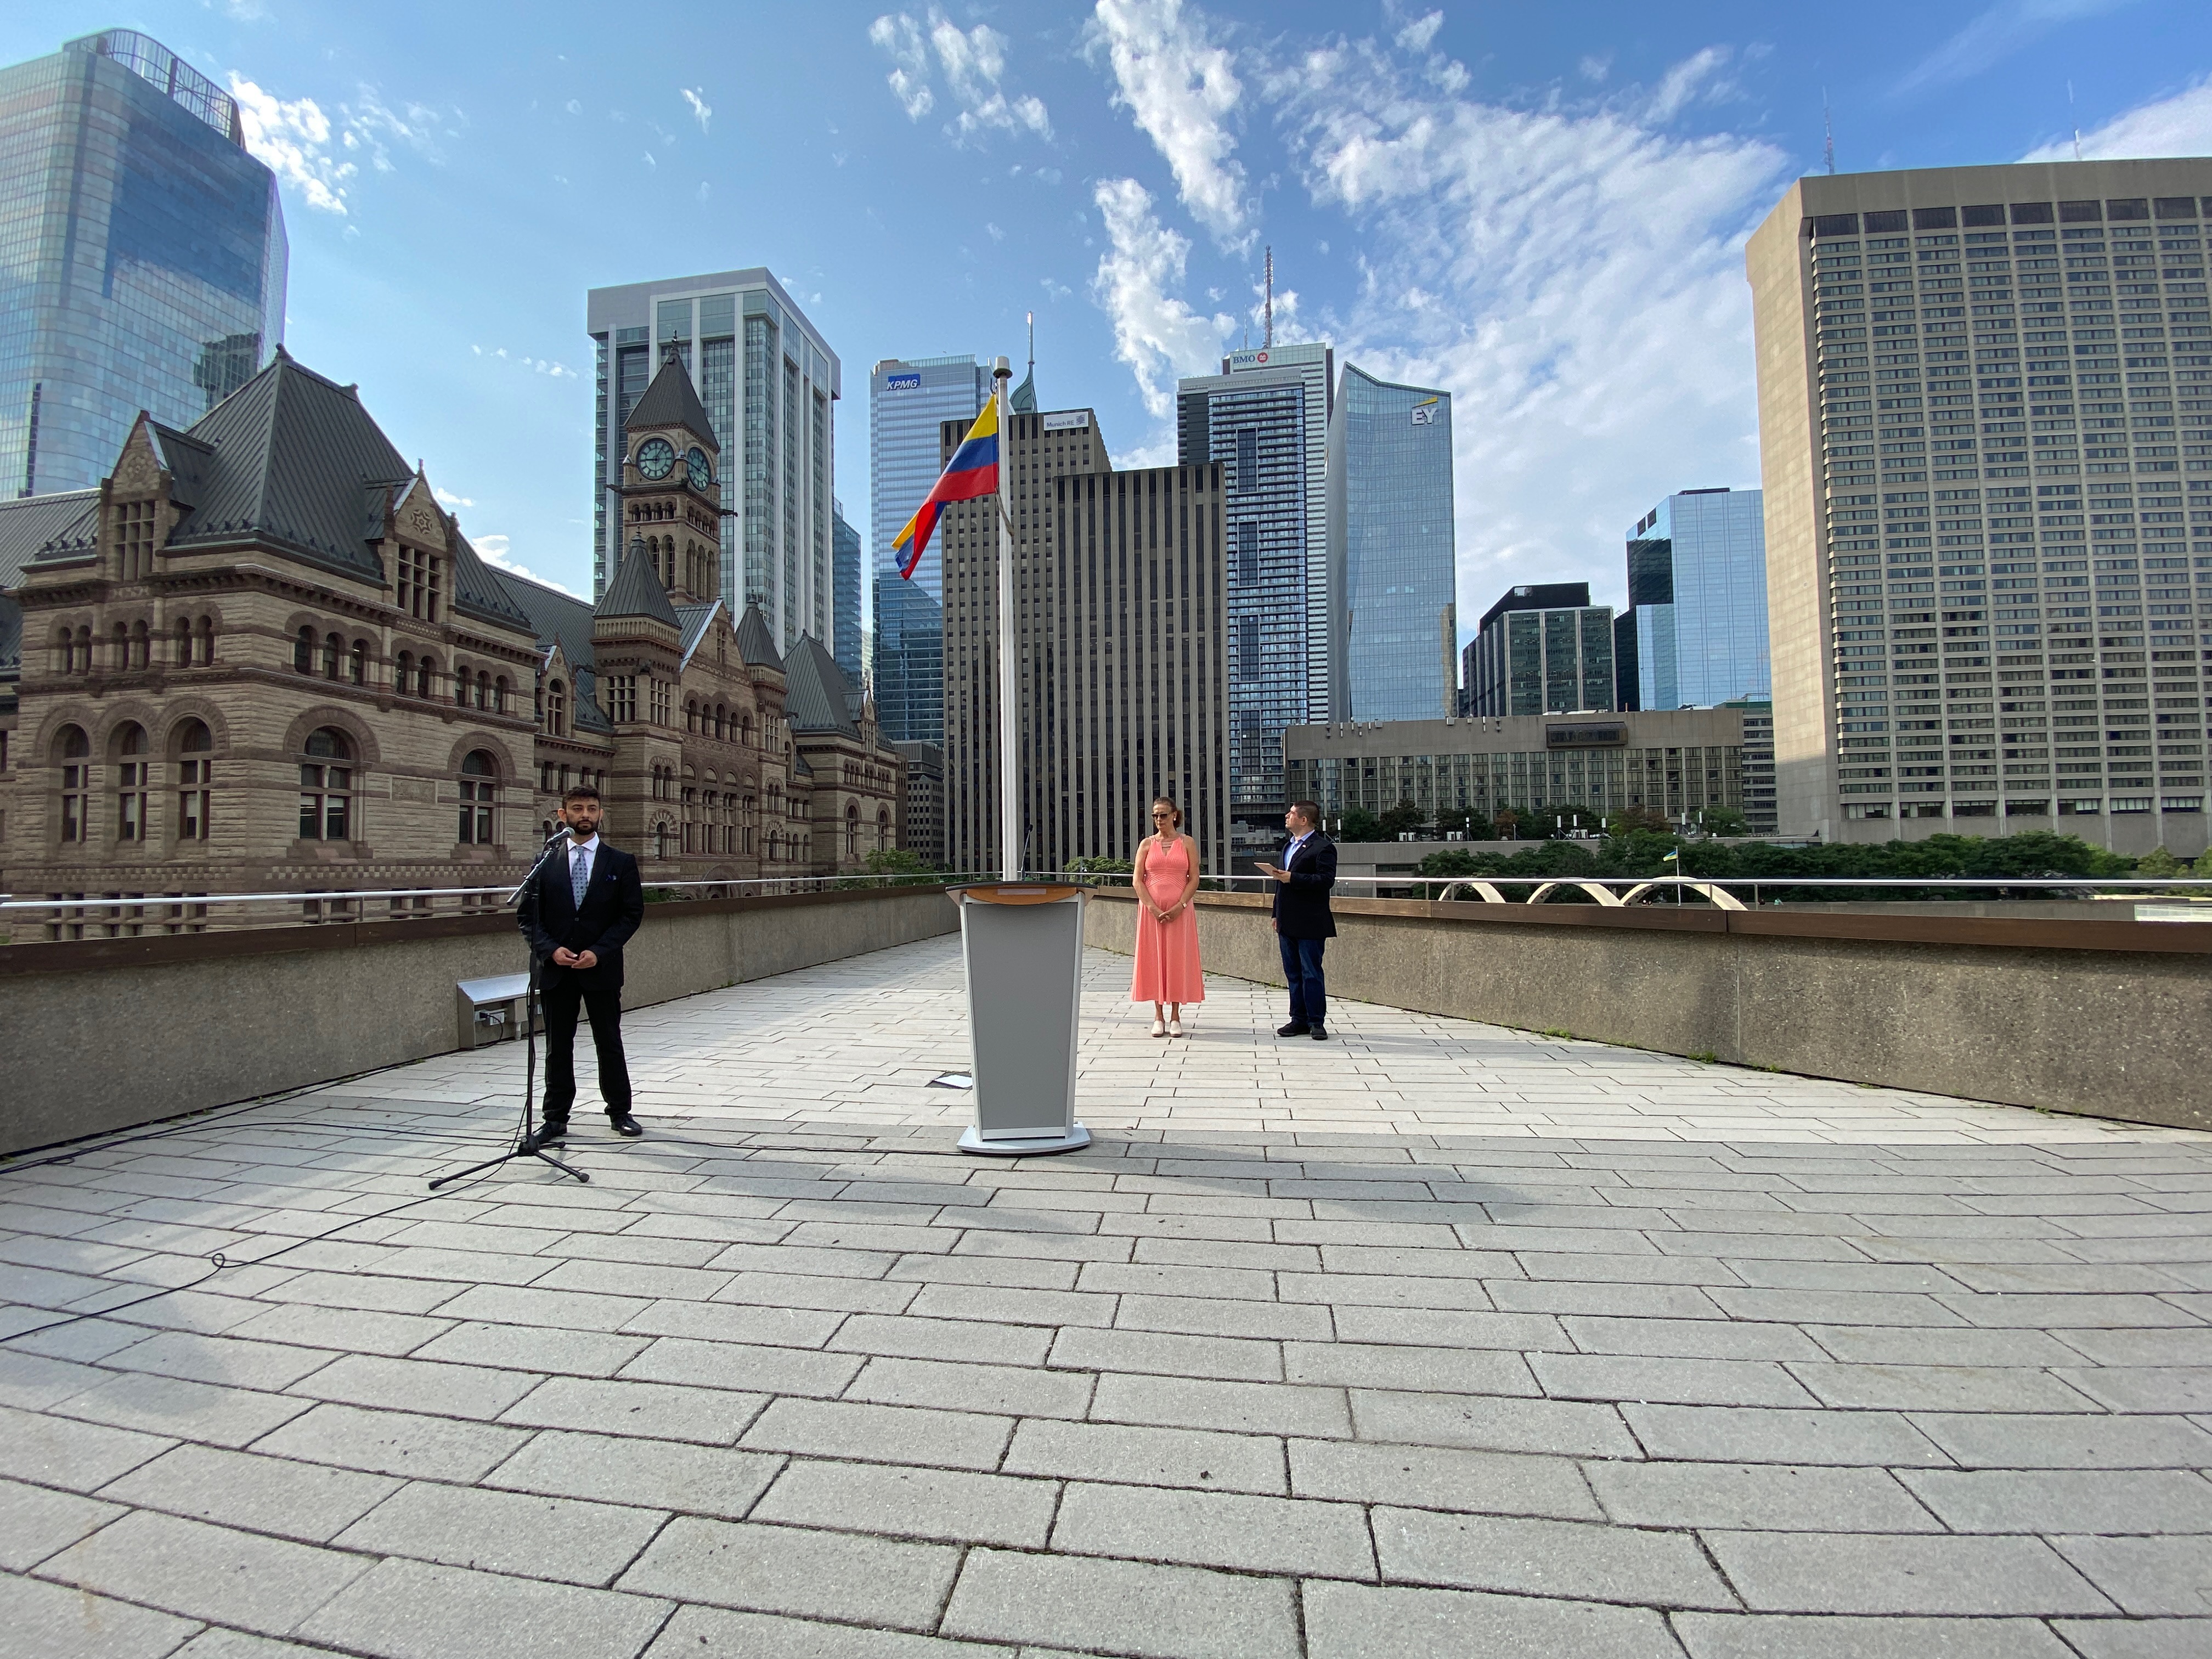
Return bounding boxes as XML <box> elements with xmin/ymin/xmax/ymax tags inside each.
<box><xmin>1464</xmin><ymin>583</ymin><xmax>1616</xmax><ymax>716</ymax></box>
<box><xmin>586</xmin><ymin>270</ymin><xmax>839</xmax><ymax>651</ymax></box>
<box><xmin>1327</xmin><ymin>363</ymin><xmax>1457</xmax><ymax>721</ymax></box>
<box><xmin>2</xmin><ymin>30</ymin><xmax>287</xmax><ymax>499</ymax></box>
<box><xmin>1177</xmin><ymin>342</ymin><xmax>1333</xmax><ymax>866</ymax></box>
<box><xmin>1618</xmin><ymin>488</ymin><xmax>1770</xmax><ymax>710</ymax></box>
<box><xmin>871</xmin><ymin>354</ymin><xmax>989</xmax><ymax>745</ymax></box>
<box><xmin>831</xmin><ymin>496</ymin><xmax>864</xmax><ymax>693</ymax></box>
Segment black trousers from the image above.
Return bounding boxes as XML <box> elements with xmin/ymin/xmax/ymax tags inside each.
<box><xmin>538</xmin><ymin>971</ymin><xmax>632</xmax><ymax>1121</ymax></box>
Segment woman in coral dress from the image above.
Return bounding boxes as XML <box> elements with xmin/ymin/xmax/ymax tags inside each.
<box><xmin>1131</xmin><ymin>796</ymin><xmax>1204</xmax><ymax>1037</ymax></box>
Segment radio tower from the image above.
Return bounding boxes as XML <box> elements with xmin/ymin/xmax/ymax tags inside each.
<box><xmin>1822</xmin><ymin>92</ymin><xmax>1835</xmax><ymax>174</ymax></box>
<box><xmin>1263</xmin><ymin>246</ymin><xmax>1274</xmax><ymax>348</ymax></box>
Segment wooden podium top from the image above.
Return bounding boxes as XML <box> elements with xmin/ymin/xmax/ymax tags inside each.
<box><xmin>951</xmin><ymin>884</ymin><xmax>1084</xmax><ymax>906</ymax></box>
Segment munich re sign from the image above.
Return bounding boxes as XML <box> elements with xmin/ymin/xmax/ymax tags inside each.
<box><xmin>1042</xmin><ymin>410</ymin><xmax>1090</xmax><ymax>431</ymax></box>
<box><xmin>1545</xmin><ymin>722</ymin><xmax>1627</xmax><ymax>749</ymax></box>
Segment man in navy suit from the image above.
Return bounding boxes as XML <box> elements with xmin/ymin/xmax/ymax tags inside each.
<box><xmin>518</xmin><ymin>786</ymin><xmax>647</xmax><ymax>1146</ymax></box>
<box><xmin>1257</xmin><ymin>799</ymin><xmax>1337</xmax><ymax>1041</ymax></box>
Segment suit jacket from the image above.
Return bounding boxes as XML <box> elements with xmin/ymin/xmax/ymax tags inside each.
<box><xmin>518</xmin><ymin>838</ymin><xmax>646</xmax><ymax>989</ymax></box>
<box><xmin>1271</xmin><ymin>832</ymin><xmax>1338</xmax><ymax>940</ymax></box>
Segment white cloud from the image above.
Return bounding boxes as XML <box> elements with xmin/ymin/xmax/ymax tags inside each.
<box><xmin>1090</xmin><ymin>177</ymin><xmax>1234</xmax><ymax>417</ymax></box>
<box><xmin>681</xmin><ymin>87</ymin><xmax>712</xmax><ymax>132</ymax></box>
<box><xmin>1898</xmin><ymin>0</ymin><xmax>2134</xmax><ymax>97</ymax></box>
<box><xmin>869</xmin><ymin>8</ymin><xmax>1049</xmax><ymax>141</ymax></box>
<box><xmin>2021</xmin><ymin>74</ymin><xmax>2212</xmax><ymax>160</ymax></box>
<box><xmin>435</xmin><ymin>488</ymin><xmax>475</xmax><ymax>508</ymax></box>
<box><xmin>565</xmin><ymin>98</ymin><xmax>582</xmax><ymax>115</ymax></box>
<box><xmin>1267</xmin><ymin>37</ymin><xmax>1791</xmax><ymax>613</ymax></box>
<box><xmin>696</xmin><ymin>180</ymin><xmax>712</xmax><ymax>202</ymax></box>
<box><xmin>472</xmin><ymin>534</ymin><xmax>582</xmax><ymax>596</ymax></box>
<box><xmin>986</xmin><ymin>221</ymin><xmax>1005</xmax><ymax>241</ymax></box>
<box><xmin>1396</xmin><ymin>12</ymin><xmax>1443</xmax><ymax>53</ymax></box>
<box><xmin>228</xmin><ymin>75</ymin><xmax>354</xmax><ymax>213</ymax></box>
<box><xmin>1087</xmin><ymin>0</ymin><xmax>1248</xmax><ymax>243</ymax></box>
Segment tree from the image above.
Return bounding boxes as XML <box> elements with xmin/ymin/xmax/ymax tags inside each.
<box><xmin>1606</xmin><ymin>805</ymin><xmax>1671</xmax><ymax>836</ymax></box>
<box><xmin>1377</xmin><ymin>803</ymin><xmax>1428</xmax><ymax>839</ymax></box>
<box><xmin>1339</xmin><ymin>808</ymin><xmax>1383</xmax><ymax>843</ymax></box>
<box><xmin>1493</xmin><ymin>807</ymin><xmax>1520</xmax><ymax>840</ymax></box>
<box><xmin>1697</xmin><ymin>806</ymin><xmax>1750</xmax><ymax>838</ymax></box>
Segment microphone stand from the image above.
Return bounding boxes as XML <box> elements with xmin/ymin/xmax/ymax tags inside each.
<box><xmin>428</xmin><ymin>828</ymin><xmax>589</xmax><ymax>1189</ymax></box>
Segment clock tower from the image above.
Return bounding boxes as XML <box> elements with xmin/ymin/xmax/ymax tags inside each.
<box><xmin>619</xmin><ymin>340</ymin><xmax>724</xmax><ymax>605</ymax></box>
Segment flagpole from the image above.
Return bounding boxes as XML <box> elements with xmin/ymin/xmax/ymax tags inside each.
<box><xmin>994</xmin><ymin>355</ymin><xmax>1017</xmax><ymax>881</ymax></box>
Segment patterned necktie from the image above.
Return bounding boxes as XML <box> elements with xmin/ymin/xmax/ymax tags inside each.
<box><xmin>570</xmin><ymin>845</ymin><xmax>589</xmax><ymax>906</ymax></box>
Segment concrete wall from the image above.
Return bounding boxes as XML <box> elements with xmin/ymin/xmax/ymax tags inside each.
<box><xmin>0</xmin><ymin>886</ymin><xmax>959</xmax><ymax>1156</ymax></box>
<box><xmin>1085</xmin><ymin>890</ymin><xmax>2212</xmax><ymax>1132</ymax></box>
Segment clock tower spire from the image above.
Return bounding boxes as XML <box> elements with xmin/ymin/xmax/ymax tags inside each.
<box><xmin>618</xmin><ymin>338</ymin><xmax>724</xmax><ymax>606</ymax></box>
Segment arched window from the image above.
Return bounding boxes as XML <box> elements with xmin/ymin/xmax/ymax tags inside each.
<box><xmin>174</xmin><ymin>618</ymin><xmax>193</xmax><ymax>667</ymax></box>
<box><xmin>416</xmin><ymin>654</ymin><xmax>435</xmax><ymax>699</ymax></box>
<box><xmin>56</xmin><ymin>725</ymin><xmax>90</xmax><ymax>843</ymax></box>
<box><xmin>453</xmin><ymin>664</ymin><xmax>470</xmax><ymax>708</ymax></box>
<box><xmin>174</xmin><ymin>720</ymin><xmax>212</xmax><ymax>842</ymax></box>
<box><xmin>322</xmin><ymin>633</ymin><xmax>341</xmax><ymax>679</ymax></box>
<box><xmin>195</xmin><ymin>615</ymin><xmax>214</xmax><ymax>665</ymax></box>
<box><xmin>654</xmin><ymin>822</ymin><xmax>672</xmax><ymax>860</ymax></box>
<box><xmin>847</xmin><ymin>803</ymin><xmax>860</xmax><ymax>858</ymax></box>
<box><xmin>129</xmin><ymin>620</ymin><xmax>149</xmax><ymax>669</ymax></box>
<box><xmin>877</xmin><ymin>809</ymin><xmax>890</xmax><ymax>852</ymax></box>
<box><xmin>476</xmin><ymin>669</ymin><xmax>490</xmax><ymax>710</ymax></box>
<box><xmin>295</xmin><ymin>627</ymin><xmax>314</xmax><ymax>673</ymax></box>
<box><xmin>396</xmin><ymin>650</ymin><xmax>414</xmax><ymax>693</ymax></box>
<box><xmin>111</xmin><ymin>623</ymin><xmax>129</xmax><ymax>671</ymax></box>
<box><xmin>76</xmin><ymin>626</ymin><xmax>92</xmax><ymax>674</ymax></box>
<box><xmin>298</xmin><ymin>727</ymin><xmax>354</xmax><ymax>842</ymax></box>
<box><xmin>349</xmin><ymin>640</ymin><xmax>368</xmax><ymax>686</ymax></box>
<box><xmin>458</xmin><ymin>750</ymin><xmax>498</xmax><ymax>845</ymax></box>
<box><xmin>714</xmin><ymin>704</ymin><xmax>727</xmax><ymax>741</ymax></box>
<box><xmin>494</xmin><ymin>676</ymin><xmax>509</xmax><ymax>714</ymax></box>
<box><xmin>51</xmin><ymin>627</ymin><xmax>71</xmax><ymax>675</ymax></box>
<box><xmin>741</xmin><ymin>714</ymin><xmax>755</xmax><ymax>747</ymax></box>
<box><xmin>686</xmin><ymin>698</ymin><xmax>698</xmax><ymax>733</ymax></box>
<box><xmin>547</xmin><ymin>680</ymin><xmax>567</xmax><ymax>736</ymax></box>
<box><xmin>112</xmin><ymin>723</ymin><xmax>150</xmax><ymax>842</ymax></box>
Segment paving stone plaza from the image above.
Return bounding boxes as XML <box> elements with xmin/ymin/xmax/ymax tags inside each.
<box><xmin>3</xmin><ymin>936</ymin><xmax>2209</xmax><ymax>1658</ymax></box>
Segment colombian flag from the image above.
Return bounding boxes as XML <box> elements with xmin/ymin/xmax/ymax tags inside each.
<box><xmin>892</xmin><ymin>400</ymin><xmax>998</xmax><ymax>580</ymax></box>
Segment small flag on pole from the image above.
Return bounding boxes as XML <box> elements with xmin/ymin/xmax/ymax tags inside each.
<box><xmin>891</xmin><ymin>400</ymin><xmax>1000</xmax><ymax>580</ymax></box>
<box><xmin>1663</xmin><ymin>849</ymin><xmax>1680</xmax><ymax>864</ymax></box>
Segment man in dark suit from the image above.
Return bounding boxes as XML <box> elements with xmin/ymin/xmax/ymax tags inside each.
<box><xmin>518</xmin><ymin>785</ymin><xmax>647</xmax><ymax>1147</ymax></box>
<box><xmin>1258</xmin><ymin>799</ymin><xmax>1336</xmax><ymax>1041</ymax></box>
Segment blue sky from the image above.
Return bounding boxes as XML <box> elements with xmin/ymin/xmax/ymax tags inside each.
<box><xmin>11</xmin><ymin>1</ymin><xmax>2212</xmax><ymax>640</ymax></box>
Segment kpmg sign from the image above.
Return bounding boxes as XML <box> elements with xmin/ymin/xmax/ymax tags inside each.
<box><xmin>883</xmin><ymin>371</ymin><xmax>922</xmax><ymax>391</ymax></box>
<box><xmin>1041</xmin><ymin>410</ymin><xmax>1090</xmax><ymax>431</ymax></box>
<box><xmin>1545</xmin><ymin>722</ymin><xmax>1628</xmax><ymax>749</ymax></box>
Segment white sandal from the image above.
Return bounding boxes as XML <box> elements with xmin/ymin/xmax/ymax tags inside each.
<box><xmin>1150</xmin><ymin>1016</ymin><xmax>1166</xmax><ymax>1037</ymax></box>
<box><xmin>1169</xmin><ymin>1016</ymin><xmax>1183</xmax><ymax>1038</ymax></box>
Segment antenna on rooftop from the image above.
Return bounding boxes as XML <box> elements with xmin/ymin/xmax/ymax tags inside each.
<box><xmin>1821</xmin><ymin>91</ymin><xmax>1835</xmax><ymax>175</ymax></box>
<box><xmin>1025</xmin><ymin>310</ymin><xmax>1035</xmax><ymax>382</ymax></box>
<box><xmin>1263</xmin><ymin>246</ymin><xmax>1275</xmax><ymax>348</ymax></box>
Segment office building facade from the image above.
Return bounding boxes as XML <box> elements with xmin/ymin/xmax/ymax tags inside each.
<box><xmin>831</xmin><ymin>498</ymin><xmax>863</xmax><ymax>692</ymax></box>
<box><xmin>2</xmin><ymin>30</ymin><xmax>287</xmax><ymax>500</ymax></box>
<box><xmin>1748</xmin><ymin>161</ymin><xmax>2210</xmax><ymax>854</ymax></box>
<box><xmin>870</xmin><ymin>355</ymin><xmax>991</xmax><ymax>746</ymax></box>
<box><xmin>1617</xmin><ymin>488</ymin><xmax>1770</xmax><ymax>713</ymax></box>
<box><xmin>939</xmin><ymin>407</ymin><xmax>1228</xmax><ymax>876</ymax></box>
<box><xmin>1286</xmin><ymin>709</ymin><xmax>1748</xmax><ymax>828</ymax></box>
<box><xmin>1177</xmin><ymin>342</ymin><xmax>1333</xmax><ymax>867</ymax></box>
<box><xmin>586</xmin><ymin>270</ymin><xmax>839</xmax><ymax>654</ymax></box>
<box><xmin>1463</xmin><ymin>583</ymin><xmax>1616</xmax><ymax>717</ymax></box>
<box><xmin>1327</xmin><ymin>364</ymin><xmax>1457</xmax><ymax>721</ymax></box>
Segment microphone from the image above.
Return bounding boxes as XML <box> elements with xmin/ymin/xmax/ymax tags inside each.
<box><xmin>544</xmin><ymin>825</ymin><xmax>573</xmax><ymax>846</ymax></box>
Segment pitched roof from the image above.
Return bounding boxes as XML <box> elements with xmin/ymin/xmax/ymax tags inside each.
<box><xmin>483</xmin><ymin>566</ymin><xmax>616</xmax><ymax>733</ymax></box>
<box><xmin>734</xmin><ymin>602</ymin><xmax>783</xmax><ymax>673</ymax></box>
<box><xmin>449</xmin><ymin>533</ymin><xmax>535</xmax><ymax>630</ymax></box>
<box><xmin>675</xmin><ymin>600</ymin><xmax>721</xmax><ymax>667</ymax></box>
<box><xmin>0</xmin><ymin>490</ymin><xmax>100</xmax><ymax>678</ymax></box>
<box><xmin>625</xmin><ymin>349</ymin><xmax>719</xmax><ymax>449</ymax></box>
<box><xmin>595</xmin><ymin>545</ymin><xmax>680</xmax><ymax>628</ymax></box>
<box><xmin>785</xmin><ymin>633</ymin><xmax>860</xmax><ymax>737</ymax></box>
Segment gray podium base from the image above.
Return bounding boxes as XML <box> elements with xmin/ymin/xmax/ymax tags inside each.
<box><xmin>958</xmin><ymin>1122</ymin><xmax>1092</xmax><ymax>1158</ymax></box>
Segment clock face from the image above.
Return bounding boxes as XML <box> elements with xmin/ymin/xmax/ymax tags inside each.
<box><xmin>686</xmin><ymin>448</ymin><xmax>713</xmax><ymax>491</ymax></box>
<box><xmin>635</xmin><ymin>437</ymin><xmax>675</xmax><ymax>480</ymax></box>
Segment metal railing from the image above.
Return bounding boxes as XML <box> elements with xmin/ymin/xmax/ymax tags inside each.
<box><xmin>1037</xmin><ymin>870</ymin><xmax>2212</xmax><ymax>911</ymax></box>
<box><xmin>0</xmin><ymin>872</ymin><xmax>1002</xmax><ymax>943</ymax></box>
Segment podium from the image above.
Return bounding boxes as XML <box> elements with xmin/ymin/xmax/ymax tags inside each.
<box><xmin>953</xmin><ymin>884</ymin><xmax>1091</xmax><ymax>1156</ymax></box>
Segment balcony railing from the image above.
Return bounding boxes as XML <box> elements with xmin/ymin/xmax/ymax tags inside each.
<box><xmin>0</xmin><ymin>873</ymin><xmax>1003</xmax><ymax>942</ymax></box>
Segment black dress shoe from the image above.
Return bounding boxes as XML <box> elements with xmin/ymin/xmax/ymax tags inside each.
<box><xmin>608</xmin><ymin>1111</ymin><xmax>645</xmax><ymax>1138</ymax></box>
<box><xmin>1276</xmin><ymin>1022</ymin><xmax>1310</xmax><ymax>1037</ymax></box>
<box><xmin>526</xmin><ymin>1120</ymin><xmax>567</xmax><ymax>1152</ymax></box>
<box><xmin>1311</xmin><ymin>1026</ymin><xmax>1330</xmax><ymax>1041</ymax></box>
